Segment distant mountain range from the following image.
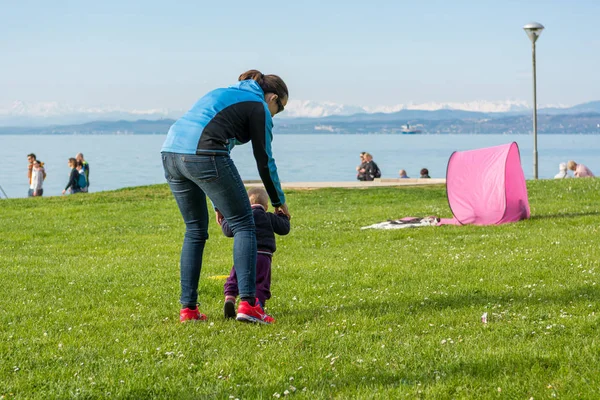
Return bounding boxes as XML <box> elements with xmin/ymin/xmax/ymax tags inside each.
<box><xmin>0</xmin><ymin>101</ymin><xmax>181</xmax><ymax>127</ymax></box>
<box><xmin>2</xmin><ymin>99</ymin><xmax>599</xmax><ymax>125</ymax></box>
<box><xmin>1</xmin><ymin>100</ymin><xmax>599</xmax><ymax>134</ymax></box>
<box><xmin>282</xmin><ymin>99</ymin><xmax>541</xmax><ymax>117</ymax></box>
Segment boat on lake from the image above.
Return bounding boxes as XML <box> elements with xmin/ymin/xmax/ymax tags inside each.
<box><xmin>401</xmin><ymin>123</ymin><xmax>422</xmax><ymax>134</ymax></box>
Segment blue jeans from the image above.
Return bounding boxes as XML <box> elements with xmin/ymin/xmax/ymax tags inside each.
<box><xmin>161</xmin><ymin>152</ymin><xmax>256</xmax><ymax>308</ymax></box>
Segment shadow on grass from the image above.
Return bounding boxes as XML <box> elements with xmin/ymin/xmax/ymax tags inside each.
<box><xmin>408</xmin><ymin>285</ymin><xmax>600</xmax><ymax>312</ymax></box>
<box><xmin>531</xmin><ymin>211</ymin><xmax>600</xmax><ymax>220</ymax></box>
<box><xmin>285</xmin><ymin>286</ymin><xmax>599</xmax><ymax>321</ymax></box>
<box><xmin>247</xmin><ymin>354</ymin><xmax>569</xmax><ymax>398</ymax></box>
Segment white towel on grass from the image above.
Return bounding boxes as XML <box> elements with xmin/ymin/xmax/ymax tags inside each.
<box><xmin>361</xmin><ymin>216</ymin><xmax>440</xmax><ymax>230</ymax></box>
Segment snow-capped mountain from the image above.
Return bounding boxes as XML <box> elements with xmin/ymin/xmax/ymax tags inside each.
<box><xmin>282</xmin><ymin>100</ymin><xmax>367</xmax><ymax>118</ymax></box>
<box><xmin>282</xmin><ymin>99</ymin><xmax>570</xmax><ymax>118</ymax></box>
<box><xmin>1</xmin><ymin>100</ymin><xmax>177</xmax><ymax>118</ymax></box>
<box><xmin>0</xmin><ymin>99</ymin><xmax>579</xmax><ymax>126</ymax></box>
<box><xmin>0</xmin><ymin>101</ymin><xmax>183</xmax><ymax>126</ymax></box>
<box><xmin>365</xmin><ymin>100</ymin><xmax>533</xmax><ymax>114</ymax></box>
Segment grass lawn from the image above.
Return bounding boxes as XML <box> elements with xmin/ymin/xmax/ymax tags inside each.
<box><xmin>1</xmin><ymin>179</ymin><xmax>599</xmax><ymax>399</ymax></box>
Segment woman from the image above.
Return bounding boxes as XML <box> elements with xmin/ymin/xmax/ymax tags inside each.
<box><xmin>356</xmin><ymin>152</ymin><xmax>367</xmax><ymax>181</ymax></box>
<box><xmin>76</xmin><ymin>153</ymin><xmax>90</xmax><ymax>187</ymax></box>
<box><xmin>62</xmin><ymin>158</ymin><xmax>81</xmax><ymax>195</ymax></box>
<box><xmin>31</xmin><ymin>160</ymin><xmax>46</xmax><ymax>197</ymax></box>
<box><xmin>567</xmin><ymin>160</ymin><xmax>595</xmax><ymax>177</ymax></box>
<box><xmin>161</xmin><ymin>69</ymin><xmax>290</xmax><ymax>324</ymax></box>
<box><xmin>362</xmin><ymin>153</ymin><xmax>381</xmax><ymax>181</ymax></box>
<box><xmin>76</xmin><ymin>161</ymin><xmax>89</xmax><ymax>192</ymax></box>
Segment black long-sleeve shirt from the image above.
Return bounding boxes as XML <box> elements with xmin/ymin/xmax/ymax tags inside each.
<box><xmin>363</xmin><ymin>161</ymin><xmax>381</xmax><ymax>181</ymax></box>
<box><xmin>221</xmin><ymin>205</ymin><xmax>290</xmax><ymax>253</ymax></box>
<box><xmin>161</xmin><ymin>80</ymin><xmax>286</xmax><ymax>207</ymax></box>
<box><xmin>65</xmin><ymin>168</ymin><xmax>80</xmax><ymax>191</ymax></box>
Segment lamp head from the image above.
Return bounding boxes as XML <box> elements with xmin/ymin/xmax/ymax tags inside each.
<box><xmin>523</xmin><ymin>22</ymin><xmax>544</xmax><ymax>43</ymax></box>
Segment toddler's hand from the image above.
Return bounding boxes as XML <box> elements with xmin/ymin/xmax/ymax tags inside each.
<box><xmin>275</xmin><ymin>203</ymin><xmax>291</xmax><ymax>220</ymax></box>
<box><xmin>215</xmin><ymin>210</ymin><xmax>224</xmax><ymax>224</ymax></box>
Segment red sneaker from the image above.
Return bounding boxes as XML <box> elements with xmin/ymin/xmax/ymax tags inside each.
<box><xmin>236</xmin><ymin>299</ymin><xmax>275</xmax><ymax>324</ymax></box>
<box><xmin>180</xmin><ymin>307</ymin><xmax>207</xmax><ymax>322</ymax></box>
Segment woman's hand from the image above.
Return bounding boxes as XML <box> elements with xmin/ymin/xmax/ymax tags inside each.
<box><xmin>215</xmin><ymin>210</ymin><xmax>224</xmax><ymax>225</ymax></box>
<box><xmin>275</xmin><ymin>203</ymin><xmax>291</xmax><ymax>220</ymax></box>
<box><xmin>62</xmin><ymin>189</ymin><xmax>66</xmax><ymax>195</ymax></box>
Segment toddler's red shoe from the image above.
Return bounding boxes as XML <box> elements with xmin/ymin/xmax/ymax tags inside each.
<box><xmin>180</xmin><ymin>306</ymin><xmax>207</xmax><ymax>322</ymax></box>
<box><xmin>236</xmin><ymin>299</ymin><xmax>275</xmax><ymax>324</ymax></box>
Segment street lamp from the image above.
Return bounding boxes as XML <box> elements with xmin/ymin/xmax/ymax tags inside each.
<box><xmin>523</xmin><ymin>22</ymin><xmax>544</xmax><ymax>179</ymax></box>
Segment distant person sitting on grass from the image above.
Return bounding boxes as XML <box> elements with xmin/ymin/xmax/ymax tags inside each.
<box><xmin>221</xmin><ymin>187</ymin><xmax>290</xmax><ymax>319</ymax></box>
<box><xmin>356</xmin><ymin>152</ymin><xmax>367</xmax><ymax>181</ymax></box>
<box><xmin>361</xmin><ymin>153</ymin><xmax>381</xmax><ymax>181</ymax></box>
<box><xmin>567</xmin><ymin>160</ymin><xmax>595</xmax><ymax>177</ymax></box>
<box><xmin>399</xmin><ymin>169</ymin><xmax>409</xmax><ymax>179</ymax></box>
<box><xmin>62</xmin><ymin>158</ymin><xmax>81</xmax><ymax>195</ymax></box>
<box><xmin>420</xmin><ymin>168</ymin><xmax>431</xmax><ymax>179</ymax></box>
<box><xmin>554</xmin><ymin>163</ymin><xmax>568</xmax><ymax>179</ymax></box>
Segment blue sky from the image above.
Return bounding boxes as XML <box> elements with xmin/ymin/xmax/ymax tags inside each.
<box><xmin>1</xmin><ymin>0</ymin><xmax>599</xmax><ymax>109</ymax></box>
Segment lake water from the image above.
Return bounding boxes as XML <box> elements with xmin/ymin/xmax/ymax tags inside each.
<box><xmin>1</xmin><ymin>134</ymin><xmax>598</xmax><ymax>198</ymax></box>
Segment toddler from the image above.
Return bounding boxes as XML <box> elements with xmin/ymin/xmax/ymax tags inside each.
<box><xmin>221</xmin><ymin>187</ymin><xmax>291</xmax><ymax>321</ymax></box>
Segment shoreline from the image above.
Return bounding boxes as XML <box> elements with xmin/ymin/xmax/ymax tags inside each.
<box><xmin>0</xmin><ymin>179</ymin><xmax>447</xmax><ymax>200</ymax></box>
<box><xmin>243</xmin><ymin>178</ymin><xmax>446</xmax><ymax>189</ymax></box>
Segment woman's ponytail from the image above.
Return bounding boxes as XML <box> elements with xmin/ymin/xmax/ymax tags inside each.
<box><xmin>238</xmin><ymin>69</ymin><xmax>264</xmax><ymax>85</ymax></box>
<box><xmin>238</xmin><ymin>69</ymin><xmax>288</xmax><ymax>100</ymax></box>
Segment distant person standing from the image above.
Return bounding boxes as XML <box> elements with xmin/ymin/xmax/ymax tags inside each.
<box><xmin>31</xmin><ymin>160</ymin><xmax>46</xmax><ymax>197</ymax></box>
<box><xmin>567</xmin><ymin>160</ymin><xmax>595</xmax><ymax>178</ymax></box>
<box><xmin>27</xmin><ymin>153</ymin><xmax>46</xmax><ymax>196</ymax></box>
<box><xmin>76</xmin><ymin>153</ymin><xmax>90</xmax><ymax>188</ymax></box>
<box><xmin>62</xmin><ymin>158</ymin><xmax>81</xmax><ymax>195</ymax></box>
<box><xmin>362</xmin><ymin>153</ymin><xmax>381</xmax><ymax>181</ymax></box>
<box><xmin>420</xmin><ymin>168</ymin><xmax>431</xmax><ymax>178</ymax></box>
<box><xmin>399</xmin><ymin>169</ymin><xmax>409</xmax><ymax>179</ymax></box>
<box><xmin>76</xmin><ymin>161</ymin><xmax>89</xmax><ymax>192</ymax></box>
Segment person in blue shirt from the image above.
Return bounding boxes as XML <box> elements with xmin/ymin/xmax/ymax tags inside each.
<box><xmin>161</xmin><ymin>69</ymin><xmax>290</xmax><ymax>324</ymax></box>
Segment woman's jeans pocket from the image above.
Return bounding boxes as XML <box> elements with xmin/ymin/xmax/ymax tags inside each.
<box><xmin>181</xmin><ymin>155</ymin><xmax>219</xmax><ymax>183</ymax></box>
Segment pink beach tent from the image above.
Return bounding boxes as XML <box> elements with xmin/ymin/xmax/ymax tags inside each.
<box><xmin>439</xmin><ymin>142</ymin><xmax>531</xmax><ymax>226</ymax></box>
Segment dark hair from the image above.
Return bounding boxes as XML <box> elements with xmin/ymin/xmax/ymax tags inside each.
<box><xmin>420</xmin><ymin>168</ymin><xmax>429</xmax><ymax>175</ymax></box>
<box><xmin>239</xmin><ymin>69</ymin><xmax>288</xmax><ymax>100</ymax></box>
<box><xmin>68</xmin><ymin>157</ymin><xmax>77</xmax><ymax>166</ymax></box>
<box><xmin>27</xmin><ymin>153</ymin><xmax>36</xmax><ymax>159</ymax></box>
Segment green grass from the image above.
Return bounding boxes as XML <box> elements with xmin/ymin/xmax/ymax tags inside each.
<box><xmin>1</xmin><ymin>179</ymin><xmax>599</xmax><ymax>399</ymax></box>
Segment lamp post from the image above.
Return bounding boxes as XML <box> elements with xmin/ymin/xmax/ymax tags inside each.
<box><xmin>523</xmin><ymin>22</ymin><xmax>544</xmax><ymax>179</ymax></box>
